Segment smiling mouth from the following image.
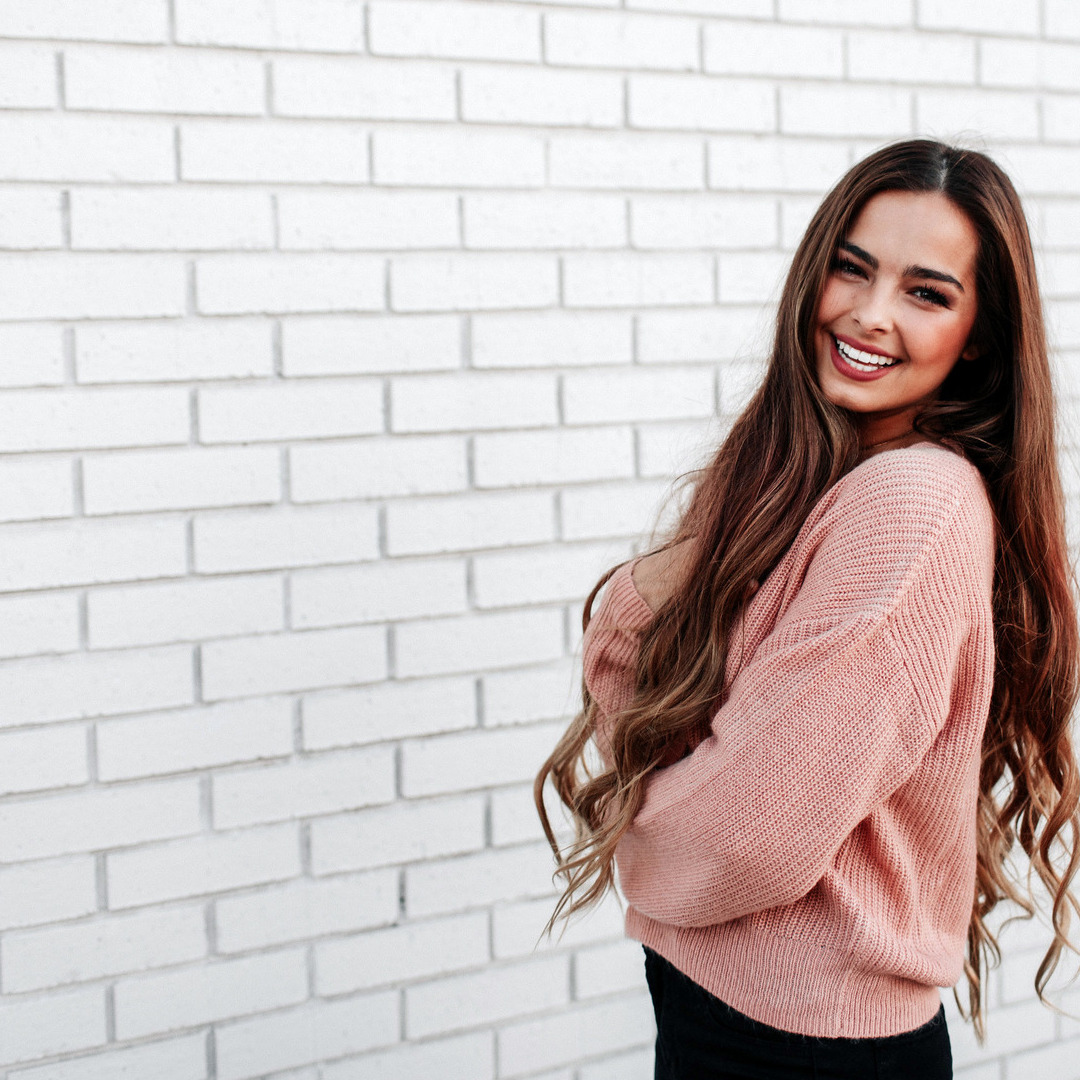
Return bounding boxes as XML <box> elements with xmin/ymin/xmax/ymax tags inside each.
<box><xmin>833</xmin><ymin>336</ymin><xmax>902</xmax><ymax>371</ymax></box>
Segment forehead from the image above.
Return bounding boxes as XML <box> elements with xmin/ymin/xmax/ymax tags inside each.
<box><xmin>846</xmin><ymin>190</ymin><xmax>979</xmax><ymax>283</ymax></box>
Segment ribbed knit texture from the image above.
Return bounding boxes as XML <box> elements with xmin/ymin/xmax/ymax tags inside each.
<box><xmin>582</xmin><ymin>443</ymin><xmax>997</xmax><ymax>1038</ymax></box>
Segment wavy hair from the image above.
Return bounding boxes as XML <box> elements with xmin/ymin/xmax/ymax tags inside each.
<box><xmin>534</xmin><ymin>138</ymin><xmax>1080</xmax><ymax>1041</ymax></box>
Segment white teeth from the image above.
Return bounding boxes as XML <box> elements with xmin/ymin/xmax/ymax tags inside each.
<box><xmin>834</xmin><ymin>337</ymin><xmax>899</xmax><ymax>369</ymax></box>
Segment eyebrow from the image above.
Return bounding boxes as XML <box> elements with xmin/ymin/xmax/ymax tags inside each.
<box><xmin>839</xmin><ymin>241</ymin><xmax>964</xmax><ymax>292</ymax></box>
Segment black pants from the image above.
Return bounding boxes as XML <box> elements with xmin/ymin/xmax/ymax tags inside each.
<box><xmin>643</xmin><ymin>946</ymin><xmax>952</xmax><ymax>1079</ymax></box>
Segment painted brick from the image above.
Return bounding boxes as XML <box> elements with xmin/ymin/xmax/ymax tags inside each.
<box><xmin>574</xmin><ymin>940</ymin><xmax>647</xmax><ymax>999</ymax></box>
<box><xmin>0</xmin><ymin>777</ymin><xmax>199</xmax><ymax>861</ymax></box>
<box><xmin>407</xmin><ymin>956</ymin><xmax>569</xmax><ymax>1038</ymax></box>
<box><xmin>980</xmin><ymin>40</ymin><xmax>1080</xmax><ymax>91</ymax></box>
<box><xmin>464</xmin><ymin>193</ymin><xmax>626</xmax><ymax>250</ymax></box>
<box><xmin>630</xmin><ymin>0</ymin><xmax>771</xmax><ymax>13</ymax></box>
<box><xmin>549</xmin><ymin>133</ymin><xmax>703</xmax><ymax>190</ymax></box>
<box><xmin>291</xmin><ymin>557</ymin><xmax>467</xmax><ymax>628</ymax></box>
<box><xmin>0</xmin><ymin>188</ymin><xmax>63</xmax><ymax>249</ymax></box>
<box><xmin>916</xmin><ymin>89</ymin><xmax>1039</xmax><ymax>143</ymax></box>
<box><xmin>847</xmin><ymin>30</ymin><xmax>975</xmax><ymax>84</ymax></box>
<box><xmin>499</xmin><ymin>995</ymin><xmax>656</xmax><ymax>1076</ymax></box>
<box><xmin>2</xmin><ymin>905</ymin><xmax>207</xmax><ymax>993</ymax></box>
<box><xmin>1043</xmin><ymin>98</ymin><xmax>1080</xmax><ymax>145</ymax></box>
<box><xmin>88</xmin><ymin>574</ymin><xmax>283</xmax><ymax>648</ymax></box>
<box><xmin>402</xmin><ymin>722</ymin><xmax>565</xmax><ymax>796</ymax></box>
<box><xmin>200</xmin><ymin>378</ymin><xmax>382</xmax><ymax>442</ymax></box>
<box><xmin>637</xmin><ymin>417</ymin><xmax>719</xmax><ymax>476</ymax></box>
<box><xmin>181</xmin><ymin>121</ymin><xmax>368</xmax><ymax>183</ymax></box>
<box><xmin>373</xmin><ymin>128</ymin><xmax>544</xmax><ymax>188</ymax></box>
<box><xmin>395</xmin><ymin>608</ymin><xmax>565</xmax><ymax>678</ymax></box>
<box><xmin>107</xmin><ymin>824</ymin><xmax>301</xmax><ymax>909</ymax></box>
<box><xmin>215</xmin><ymin>993</ymin><xmax>399</xmax><ymax>1080</ymax></box>
<box><xmin>0</xmin><ymin>592</ymin><xmax>78</xmax><ymax>657</ymax></box>
<box><xmin>314</xmin><ymin>911</ymin><xmax>489</xmax><ymax>994</ymax></box>
<box><xmin>322</xmin><ymin>1034</ymin><xmax>493</xmax><ymax>1080</ymax></box>
<box><xmin>0</xmin><ymin>115</ymin><xmax>173</xmax><ymax>183</ymax></box>
<box><xmin>0</xmin><ymin>725</ymin><xmax>88</xmax><ymax>796</ymax></box>
<box><xmin>289</xmin><ymin>435</ymin><xmax>468</xmax><ymax>502</ymax></box>
<box><xmin>114</xmin><ymin>949</ymin><xmax>308</xmax><ymax>1040</ymax></box>
<box><xmin>563</xmin><ymin>367</ymin><xmax>714</xmax><ymax>423</ymax></box>
<box><xmin>777</xmin><ymin>0</ymin><xmax>912</xmax><ymax>24</ymax></box>
<box><xmin>309</xmin><ymin>793</ymin><xmax>485</xmax><ymax>874</ymax></box>
<box><xmin>0</xmin><ymin>386</ymin><xmax>186</xmax><ymax>453</ymax></box>
<box><xmin>0</xmin><ymin>644</ymin><xmax>193</xmax><ymax>727</ymax></box>
<box><xmin>0</xmin><ymin>517</ymin><xmax>185</xmax><ymax>592</ymax></box>
<box><xmin>213</xmin><ymin>747</ymin><xmax>395</xmax><ymax>828</ymax></box>
<box><xmin>780</xmin><ymin>84</ymin><xmax>911</xmax><ymax>138</ymax></box>
<box><xmin>76</xmin><ymin>320</ymin><xmax>273</xmax><ymax>382</ymax></box>
<box><xmin>302</xmin><ymin>676</ymin><xmax>476</xmax><ymax>750</ymax></box>
<box><xmin>0</xmin><ymin>324</ymin><xmax>64</xmax><ymax>387</ymax></box>
<box><xmin>707</xmin><ymin>136</ymin><xmax>848</xmax><ymax>192</ymax></box>
<box><xmin>66</xmin><ymin>45</ymin><xmax>264</xmax><ymax>115</ymax></box>
<box><xmin>472</xmin><ymin>427</ymin><xmax>635</xmax><ymax>488</ymax></box>
<box><xmin>472</xmin><ymin>541</ymin><xmax>625</xmax><ymax>609</ymax></box>
<box><xmin>369</xmin><ymin>1</ymin><xmax>540</xmax><ymax>62</ymax></box>
<box><xmin>492</xmin><ymin>781</ymin><xmax>555</xmax><ymax>847</ymax></box>
<box><xmin>84</xmin><ymin>446</ymin><xmax>280</xmax><ymax>515</ymax></box>
<box><xmin>273</xmin><ymin>56</ymin><xmax>454</xmax><ymax>121</ymax></box>
<box><xmin>999</xmin><ymin>147</ymin><xmax>1080</xmax><ymax>197</ymax></box>
<box><xmin>629</xmin><ymin>75</ymin><xmax>775</xmax><ymax>133</ymax></box>
<box><xmin>405</xmin><ymin>843</ymin><xmax>556</xmax><ymax>918</ymax></box>
<box><xmin>545</xmin><ymin>11</ymin><xmax>697</xmax><ymax>71</ymax></box>
<box><xmin>948</xmin><ymin>998</ymin><xmax>1055</xmax><ymax>1069</ymax></box>
<box><xmin>492</xmin><ymin>893</ymin><xmax>625</xmax><ymax>959</ymax></box>
<box><xmin>565</xmin><ymin>252</ymin><xmax>714</xmax><ymax>308</ymax></box>
<box><xmin>472</xmin><ymin>311</ymin><xmax>632</xmax><ymax>368</ymax></box>
<box><xmin>0</xmin><ymin>1</ymin><xmax>167</xmax><ymax>42</ymax></box>
<box><xmin>559</xmin><ymin>479</ymin><xmax>671</xmax><ymax>541</ymax></box>
<box><xmin>630</xmin><ymin>194</ymin><xmax>776</xmax><ymax>250</ymax></box>
<box><xmin>483</xmin><ymin>660</ymin><xmax>579</xmax><ymax>726</ymax></box>
<box><xmin>98</xmin><ymin>697</ymin><xmax>293</xmax><ymax>781</ymax></box>
<box><xmin>71</xmin><ymin>188</ymin><xmax>273</xmax><ymax>251</ymax></box>
<box><xmin>7</xmin><ymin>1035</ymin><xmax>207</xmax><ymax>1080</ymax></box>
<box><xmin>704</xmin><ymin>22</ymin><xmax>843</xmax><ymax>77</ymax></box>
<box><xmin>196</xmin><ymin>254</ymin><xmax>383</xmax><ymax>315</ymax></box>
<box><xmin>917</xmin><ymin>0</ymin><xmax>1039</xmax><ymax>36</ymax></box>
<box><xmin>202</xmin><ymin>625</ymin><xmax>386</xmax><ymax>700</ymax></box>
<box><xmin>391</xmin><ymin>253</ymin><xmax>557</xmax><ymax>312</ymax></box>
<box><xmin>193</xmin><ymin>504</ymin><xmax>378</xmax><ymax>573</ymax></box>
<box><xmin>780</xmin><ymin>195</ymin><xmax>822</xmax><ymax>249</ymax></box>
<box><xmin>282</xmin><ymin>314</ymin><xmax>459</xmax><ymax>375</ymax></box>
<box><xmin>718</xmin><ymin>251</ymin><xmax>791</xmax><ymax>304</ymax></box>
<box><xmin>1047</xmin><ymin>0</ymin><xmax>1080</xmax><ymax>40</ymax></box>
<box><xmin>579</xmin><ymin>1049</ymin><xmax>652</xmax><ymax>1080</ymax></box>
<box><xmin>391</xmin><ymin>371</ymin><xmax>557</xmax><ymax>433</ymax></box>
<box><xmin>637</xmin><ymin>306</ymin><xmax>769</xmax><ymax>361</ymax></box>
<box><xmin>279</xmin><ymin>192</ymin><xmax>458</xmax><ymax>251</ymax></box>
<box><xmin>215</xmin><ymin>869</ymin><xmax>398</xmax><ymax>952</ymax></box>
<box><xmin>462</xmin><ymin>66</ymin><xmax>622</xmax><ymax>128</ymax></box>
<box><xmin>0</xmin><ymin>989</ymin><xmax>106</xmax><ymax>1068</ymax></box>
<box><xmin>0</xmin><ymin>45</ymin><xmax>55</xmax><ymax>108</ymax></box>
<box><xmin>175</xmin><ymin>0</ymin><xmax>362</xmax><ymax>50</ymax></box>
<box><xmin>0</xmin><ymin>458</ymin><xmax>73</xmax><ymax>524</ymax></box>
<box><xmin>0</xmin><ymin>254</ymin><xmax>185</xmax><ymax>320</ymax></box>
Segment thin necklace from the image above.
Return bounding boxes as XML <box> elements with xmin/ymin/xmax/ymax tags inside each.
<box><xmin>860</xmin><ymin>430</ymin><xmax>916</xmax><ymax>453</ymax></box>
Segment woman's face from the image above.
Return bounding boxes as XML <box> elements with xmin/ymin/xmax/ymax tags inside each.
<box><xmin>813</xmin><ymin>189</ymin><xmax>981</xmax><ymax>446</ymax></box>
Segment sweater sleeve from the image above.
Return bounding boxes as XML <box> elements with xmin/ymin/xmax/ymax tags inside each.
<box><xmin>614</xmin><ymin>456</ymin><xmax>990</xmax><ymax>928</ymax></box>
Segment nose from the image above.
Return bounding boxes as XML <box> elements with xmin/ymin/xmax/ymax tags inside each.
<box><xmin>850</xmin><ymin>283</ymin><xmax>894</xmax><ymax>335</ymax></box>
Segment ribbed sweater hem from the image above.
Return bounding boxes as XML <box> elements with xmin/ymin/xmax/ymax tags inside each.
<box><xmin>625</xmin><ymin>906</ymin><xmax>943</xmax><ymax>1039</ymax></box>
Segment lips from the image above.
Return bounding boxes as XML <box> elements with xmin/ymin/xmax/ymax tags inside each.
<box><xmin>833</xmin><ymin>334</ymin><xmax>901</xmax><ymax>368</ymax></box>
<box><xmin>827</xmin><ymin>334</ymin><xmax>898</xmax><ymax>382</ymax></box>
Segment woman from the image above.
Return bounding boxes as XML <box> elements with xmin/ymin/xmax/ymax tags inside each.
<box><xmin>534</xmin><ymin>139</ymin><xmax>1080</xmax><ymax>1078</ymax></box>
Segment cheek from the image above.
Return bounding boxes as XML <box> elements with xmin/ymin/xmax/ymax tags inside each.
<box><xmin>816</xmin><ymin>280</ymin><xmax>851</xmax><ymax>327</ymax></box>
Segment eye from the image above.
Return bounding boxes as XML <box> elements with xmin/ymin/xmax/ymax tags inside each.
<box><xmin>831</xmin><ymin>256</ymin><xmax>865</xmax><ymax>277</ymax></box>
<box><xmin>912</xmin><ymin>285</ymin><xmax>950</xmax><ymax>308</ymax></box>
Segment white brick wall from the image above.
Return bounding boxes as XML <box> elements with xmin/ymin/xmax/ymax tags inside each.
<box><xmin>1</xmin><ymin>3</ymin><xmax>1079</xmax><ymax>1079</ymax></box>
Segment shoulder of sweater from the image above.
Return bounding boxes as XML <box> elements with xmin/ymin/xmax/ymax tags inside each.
<box><xmin>828</xmin><ymin>444</ymin><xmax>992</xmax><ymax>539</ymax></box>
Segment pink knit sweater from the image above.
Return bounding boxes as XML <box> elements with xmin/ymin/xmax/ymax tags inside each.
<box><xmin>582</xmin><ymin>444</ymin><xmax>996</xmax><ymax>1038</ymax></box>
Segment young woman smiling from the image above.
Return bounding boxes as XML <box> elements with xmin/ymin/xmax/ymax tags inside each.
<box><xmin>535</xmin><ymin>139</ymin><xmax>1080</xmax><ymax>1079</ymax></box>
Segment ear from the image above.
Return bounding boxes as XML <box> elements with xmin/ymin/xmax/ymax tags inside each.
<box><xmin>960</xmin><ymin>342</ymin><xmax>979</xmax><ymax>362</ymax></box>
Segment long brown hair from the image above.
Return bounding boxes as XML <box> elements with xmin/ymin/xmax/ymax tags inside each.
<box><xmin>534</xmin><ymin>138</ymin><xmax>1080</xmax><ymax>1041</ymax></box>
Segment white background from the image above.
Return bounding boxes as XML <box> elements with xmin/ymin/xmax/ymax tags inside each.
<box><xmin>0</xmin><ymin>0</ymin><xmax>1079</xmax><ymax>1077</ymax></box>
